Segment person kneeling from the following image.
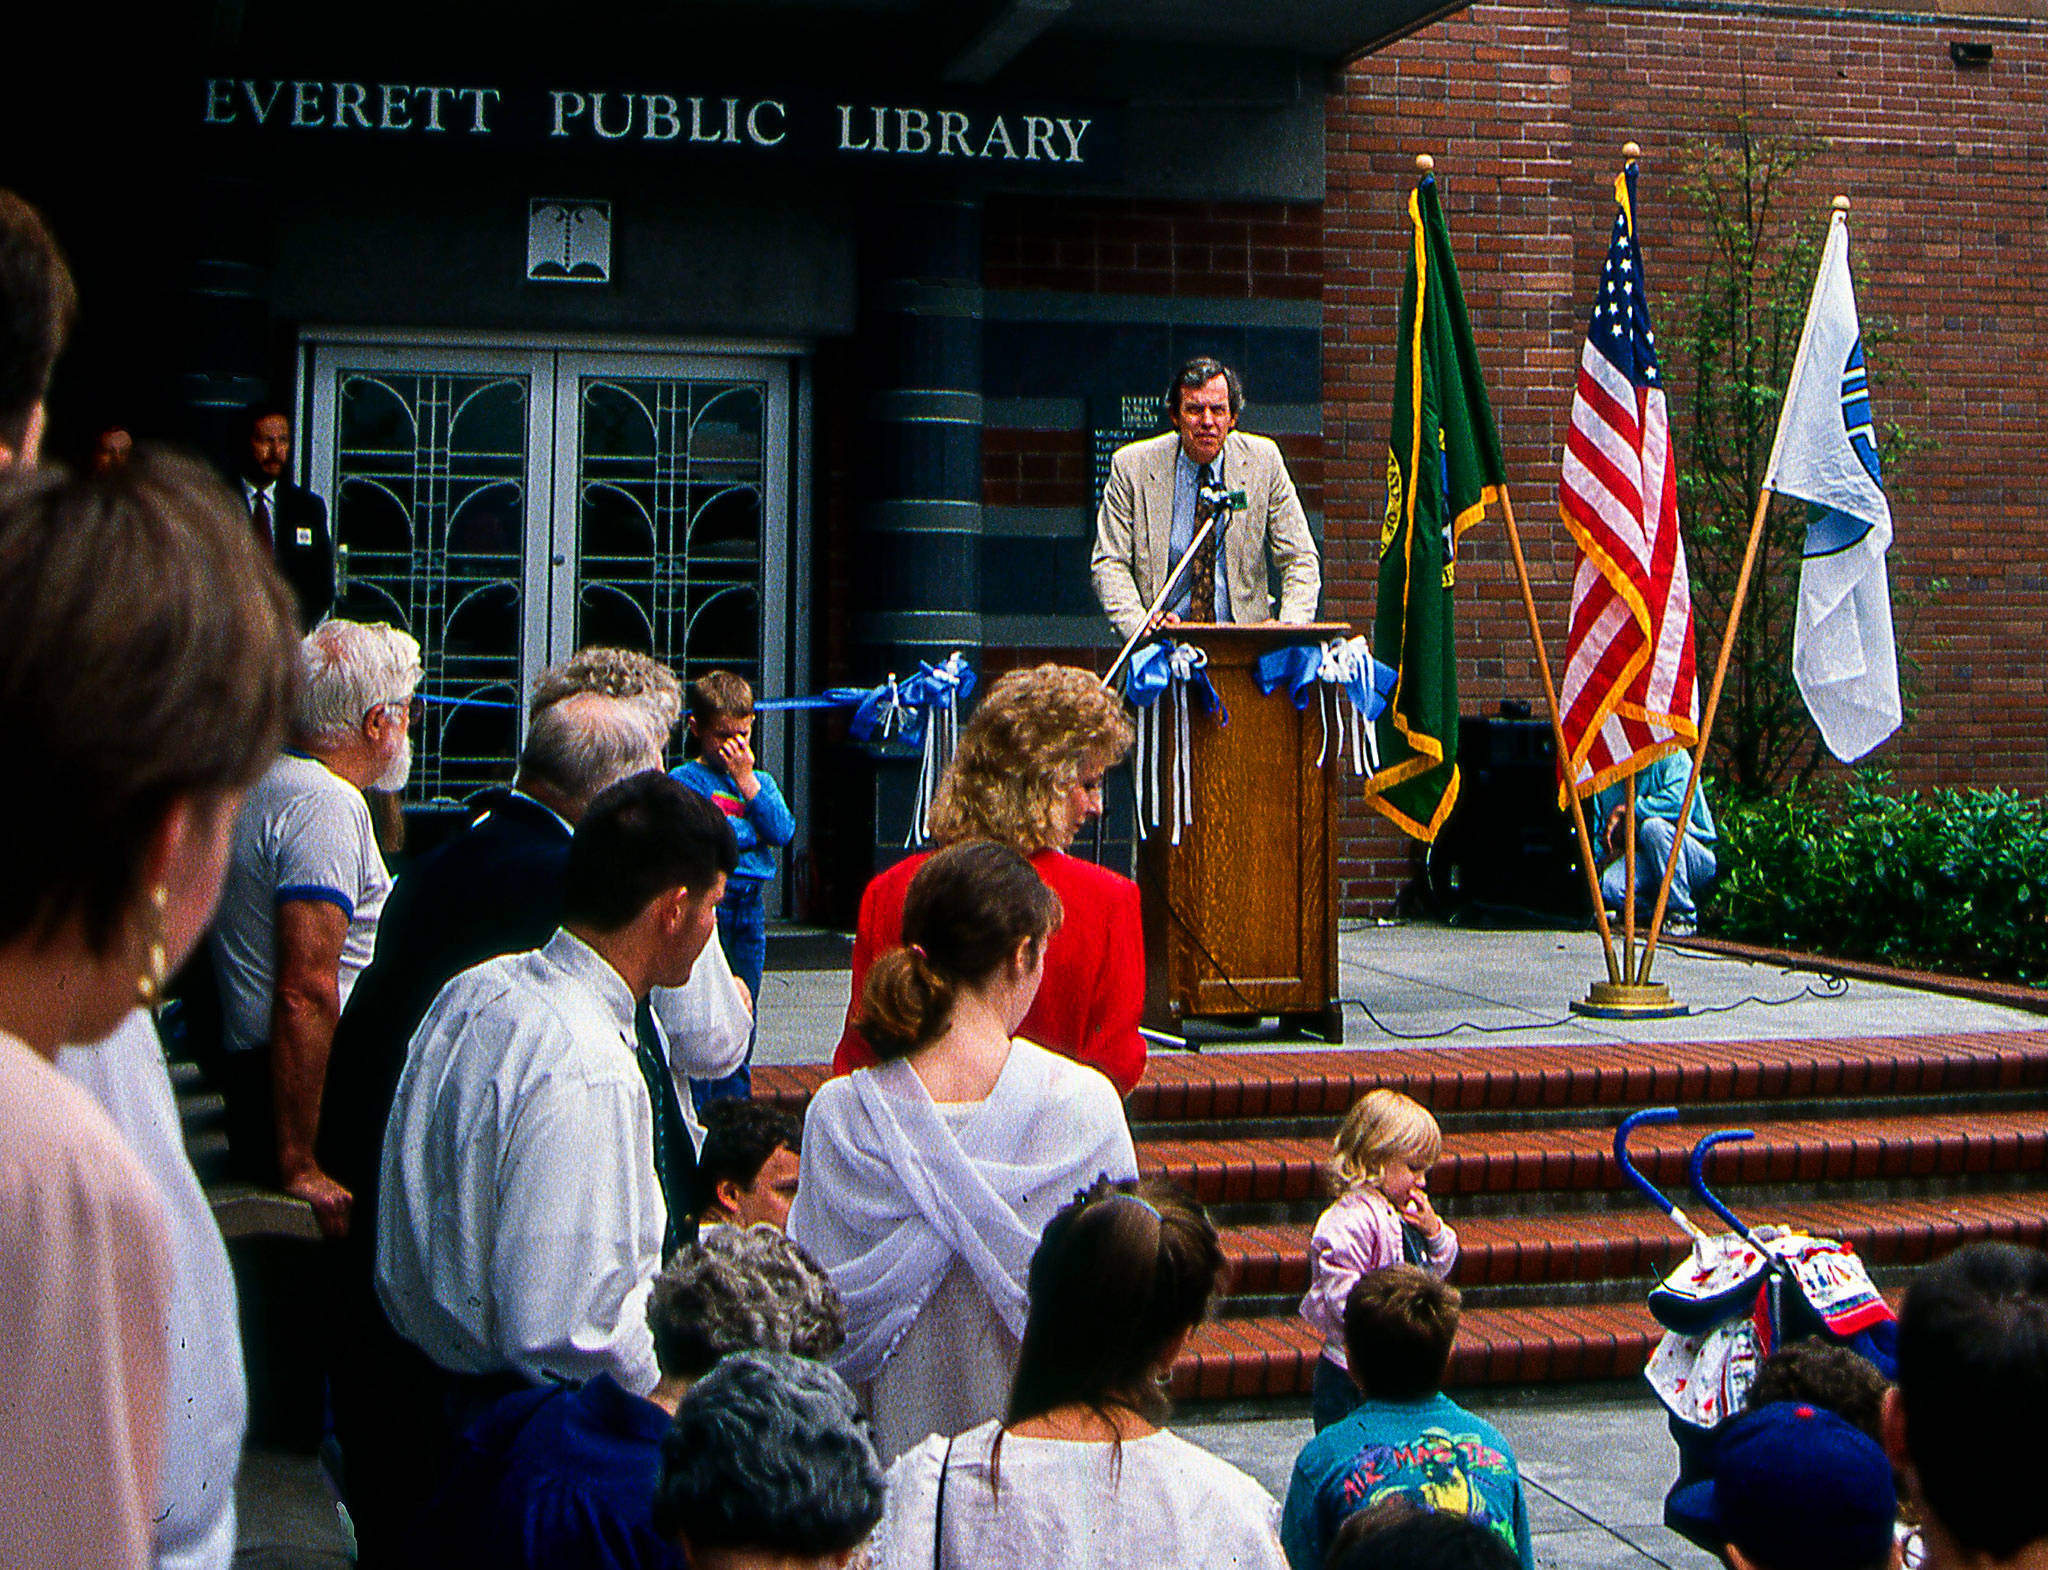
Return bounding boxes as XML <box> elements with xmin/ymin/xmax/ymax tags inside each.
<box><xmin>1281</xmin><ymin>1269</ymin><xmax>1532</xmax><ymax>1570</ymax></box>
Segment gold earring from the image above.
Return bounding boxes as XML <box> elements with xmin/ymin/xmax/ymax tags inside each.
<box><xmin>135</xmin><ymin>884</ymin><xmax>169</xmax><ymax>1008</ymax></box>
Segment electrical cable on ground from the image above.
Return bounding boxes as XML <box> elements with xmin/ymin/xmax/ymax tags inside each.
<box><xmin>1340</xmin><ymin>970</ymin><xmax>1851</xmax><ymax>1041</ymax></box>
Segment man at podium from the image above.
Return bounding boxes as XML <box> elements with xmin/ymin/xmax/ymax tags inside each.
<box><xmin>1090</xmin><ymin>355</ymin><xmax>1322</xmax><ymax>642</ymax></box>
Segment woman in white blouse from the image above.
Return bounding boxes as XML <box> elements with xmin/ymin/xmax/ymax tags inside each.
<box><xmin>787</xmin><ymin>840</ymin><xmax>1138</xmax><ymax>1463</ymax></box>
<box><xmin>877</xmin><ymin>1178</ymin><xmax>1289</xmax><ymax>1570</ymax></box>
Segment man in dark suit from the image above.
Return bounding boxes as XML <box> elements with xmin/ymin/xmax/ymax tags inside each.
<box><xmin>242</xmin><ymin>402</ymin><xmax>334</xmax><ymax>628</ymax></box>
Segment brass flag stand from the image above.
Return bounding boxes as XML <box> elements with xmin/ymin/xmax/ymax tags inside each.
<box><xmin>1496</xmin><ymin>142</ymin><xmax>1713</xmax><ymax>1019</ymax></box>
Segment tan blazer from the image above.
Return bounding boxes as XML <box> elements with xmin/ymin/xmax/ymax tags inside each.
<box><xmin>1090</xmin><ymin>429</ymin><xmax>1322</xmax><ymax>643</ymax></box>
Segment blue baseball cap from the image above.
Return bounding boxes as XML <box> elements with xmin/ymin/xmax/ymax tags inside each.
<box><xmin>1670</xmin><ymin>1402</ymin><xmax>1897</xmax><ymax>1570</ymax></box>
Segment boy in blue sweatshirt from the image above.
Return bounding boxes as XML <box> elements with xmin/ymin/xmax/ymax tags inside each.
<box><xmin>673</xmin><ymin>670</ymin><xmax>794</xmax><ymax>1102</ymax></box>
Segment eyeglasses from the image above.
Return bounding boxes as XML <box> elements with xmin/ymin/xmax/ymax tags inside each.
<box><xmin>365</xmin><ymin>696</ymin><xmax>421</xmax><ymax>727</ymax></box>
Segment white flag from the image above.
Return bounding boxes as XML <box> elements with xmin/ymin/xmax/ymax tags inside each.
<box><xmin>1764</xmin><ymin>210</ymin><xmax>1901</xmax><ymax>764</ymax></box>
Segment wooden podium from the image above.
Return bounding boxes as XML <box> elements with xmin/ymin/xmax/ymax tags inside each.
<box><xmin>1137</xmin><ymin>622</ymin><xmax>1349</xmax><ymax>1041</ymax></box>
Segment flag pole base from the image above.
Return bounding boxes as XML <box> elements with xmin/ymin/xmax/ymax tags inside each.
<box><xmin>1571</xmin><ymin>980</ymin><xmax>1690</xmax><ymax>1020</ymax></box>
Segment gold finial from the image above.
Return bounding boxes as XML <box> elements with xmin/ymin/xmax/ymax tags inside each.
<box><xmin>1623</xmin><ymin>141</ymin><xmax>1641</xmax><ymax>160</ymax></box>
<box><xmin>1415</xmin><ymin>153</ymin><xmax>1434</xmax><ymax>174</ymax></box>
<box><xmin>1833</xmin><ymin>194</ymin><xmax>1851</xmax><ymax>212</ymax></box>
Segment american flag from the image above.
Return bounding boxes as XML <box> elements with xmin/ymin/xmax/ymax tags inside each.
<box><xmin>1557</xmin><ymin>163</ymin><xmax>1699</xmax><ymax>803</ymax></box>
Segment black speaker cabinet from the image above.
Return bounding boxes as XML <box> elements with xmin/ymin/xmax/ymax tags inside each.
<box><xmin>1426</xmin><ymin>714</ymin><xmax>1589</xmax><ymax>923</ymax></box>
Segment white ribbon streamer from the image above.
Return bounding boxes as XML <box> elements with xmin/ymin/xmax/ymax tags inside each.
<box><xmin>1130</xmin><ymin>643</ymin><xmax>1209</xmax><ymax>845</ymax></box>
<box><xmin>1312</xmin><ymin>635</ymin><xmax>1381</xmax><ymax>777</ymax></box>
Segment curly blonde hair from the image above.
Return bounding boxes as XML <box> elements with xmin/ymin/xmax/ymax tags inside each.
<box><xmin>925</xmin><ymin>664</ymin><xmax>1135</xmax><ymax>854</ymax></box>
<box><xmin>1329</xmin><ymin>1088</ymin><xmax>1443</xmax><ymax>1195</ymax></box>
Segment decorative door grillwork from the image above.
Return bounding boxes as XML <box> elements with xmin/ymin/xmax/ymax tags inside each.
<box><xmin>331</xmin><ymin>370</ymin><xmax>530</xmax><ymax>804</ymax></box>
<box><xmin>312</xmin><ymin>344</ymin><xmax>793</xmax><ymax>818</ymax></box>
<box><xmin>573</xmin><ymin>375</ymin><xmax>766</xmax><ymax>741</ymax></box>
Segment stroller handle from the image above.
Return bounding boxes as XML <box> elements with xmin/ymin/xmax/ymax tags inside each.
<box><xmin>1689</xmin><ymin>1128</ymin><xmax>1763</xmax><ymax>1242</ymax></box>
<box><xmin>1614</xmin><ymin>1108</ymin><xmax>1705</xmax><ymax>1239</ymax></box>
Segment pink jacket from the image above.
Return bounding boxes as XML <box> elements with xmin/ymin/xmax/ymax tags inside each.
<box><xmin>1298</xmin><ymin>1187</ymin><xmax>1459</xmax><ymax>1370</ymax></box>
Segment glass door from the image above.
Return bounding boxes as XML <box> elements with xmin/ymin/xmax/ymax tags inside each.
<box><xmin>307</xmin><ymin>347</ymin><xmax>553</xmax><ymax>805</ymax></box>
<box><xmin>551</xmin><ymin>352</ymin><xmax>790</xmax><ymax>745</ymax></box>
<box><xmin>307</xmin><ymin>341</ymin><xmax>793</xmax><ymax>810</ymax></box>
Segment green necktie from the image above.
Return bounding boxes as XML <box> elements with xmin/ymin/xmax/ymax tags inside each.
<box><xmin>632</xmin><ymin>999</ymin><xmax>697</xmax><ymax>1262</ymax></box>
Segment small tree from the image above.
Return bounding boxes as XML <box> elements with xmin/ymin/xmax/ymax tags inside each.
<box><xmin>1668</xmin><ymin>115</ymin><xmax>1928</xmax><ymax>797</ymax></box>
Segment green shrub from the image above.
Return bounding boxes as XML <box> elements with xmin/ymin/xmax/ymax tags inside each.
<box><xmin>1708</xmin><ymin>777</ymin><xmax>2048</xmax><ymax>984</ymax></box>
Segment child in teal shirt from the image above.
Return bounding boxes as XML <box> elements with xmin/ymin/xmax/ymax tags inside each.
<box><xmin>1282</xmin><ymin>1268</ymin><xmax>1532</xmax><ymax>1570</ymax></box>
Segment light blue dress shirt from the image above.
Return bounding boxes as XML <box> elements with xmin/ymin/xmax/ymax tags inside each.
<box><xmin>1164</xmin><ymin>444</ymin><xmax>1228</xmax><ymax>621</ymax></box>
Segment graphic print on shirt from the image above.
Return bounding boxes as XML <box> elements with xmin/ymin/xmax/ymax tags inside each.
<box><xmin>1333</xmin><ymin>1427</ymin><xmax>1518</xmax><ymax>1552</ymax></box>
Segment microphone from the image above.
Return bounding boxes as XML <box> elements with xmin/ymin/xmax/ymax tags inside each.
<box><xmin>1197</xmin><ymin>480</ymin><xmax>1239</xmax><ymax>523</ymax></box>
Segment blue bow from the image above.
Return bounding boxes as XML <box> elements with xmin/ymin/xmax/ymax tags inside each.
<box><xmin>1256</xmin><ymin>640</ymin><xmax>1396</xmax><ymax>722</ymax></box>
<box><xmin>840</xmin><ymin>652</ymin><xmax>978</xmax><ymax>745</ymax></box>
<box><xmin>1124</xmin><ymin>640</ymin><xmax>1228</xmax><ymax>725</ymax></box>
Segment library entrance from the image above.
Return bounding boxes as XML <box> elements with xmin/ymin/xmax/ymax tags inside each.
<box><xmin>304</xmin><ymin>339</ymin><xmax>797</xmax><ymax>806</ymax></box>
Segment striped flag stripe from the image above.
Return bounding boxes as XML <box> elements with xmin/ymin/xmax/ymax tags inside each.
<box><xmin>1556</xmin><ymin>165</ymin><xmax>1699</xmax><ymax>805</ymax></box>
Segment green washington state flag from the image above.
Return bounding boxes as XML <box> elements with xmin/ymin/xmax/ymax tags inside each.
<box><xmin>1362</xmin><ymin>172</ymin><xmax>1508</xmax><ymax>842</ymax></box>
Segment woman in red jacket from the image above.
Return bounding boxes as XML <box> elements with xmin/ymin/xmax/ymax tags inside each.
<box><xmin>833</xmin><ymin>664</ymin><xmax>1146</xmax><ymax>1094</ymax></box>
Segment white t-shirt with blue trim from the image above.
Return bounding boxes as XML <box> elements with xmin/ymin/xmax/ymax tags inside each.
<box><xmin>210</xmin><ymin>751</ymin><xmax>391</xmax><ymax>1054</ymax></box>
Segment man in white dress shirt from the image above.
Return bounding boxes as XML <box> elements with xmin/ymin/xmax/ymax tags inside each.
<box><xmin>377</xmin><ymin>769</ymin><xmax>735</xmax><ymax>1404</ymax></box>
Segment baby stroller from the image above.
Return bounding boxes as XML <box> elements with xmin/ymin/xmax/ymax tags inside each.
<box><xmin>1613</xmin><ymin>1109</ymin><xmax>1898</xmax><ymax>1550</ymax></box>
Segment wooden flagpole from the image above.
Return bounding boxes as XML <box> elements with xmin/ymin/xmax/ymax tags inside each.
<box><xmin>1635</xmin><ymin>478</ymin><xmax>1775</xmax><ymax>984</ymax></box>
<box><xmin>1635</xmin><ymin>192</ymin><xmax>1852</xmax><ymax>986</ymax></box>
<box><xmin>1497</xmin><ymin>485</ymin><xmax>1622</xmax><ymax>984</ymax></box>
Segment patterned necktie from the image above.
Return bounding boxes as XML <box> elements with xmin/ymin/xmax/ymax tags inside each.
<box><xmin>253</xmin><ymin>489</ymin><xmax>273</xmax><ymax>549</ymax></box>
<box><xmin>632</xmin><ymin>999</ymin><xmax>697</xmax><ymax>1261</ymax></box>
<box><xmin>1186</xmin><ymin>461</ymin><xmax>1219</xmax><ymax>623</ymax></box>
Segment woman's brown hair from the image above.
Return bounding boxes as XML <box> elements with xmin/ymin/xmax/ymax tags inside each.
<box><xmin>925</xmin><ymin>664</ymin><xmax>1133</xmax><ymax>854</ymax></box>
<box><xmin>0</xmin><ymin>451</ymin><xmax>298</xmax><ymax>953</ymax></box>
<box><xmin>853</xmin><ymin>840</ymin><xmax>1063</xmax><ymax>1060</ymax></box>
<box><xmin>1004</xmin><ymin>1177</ymin><xmax>1226</xmax><ymax>1433</ymax></box>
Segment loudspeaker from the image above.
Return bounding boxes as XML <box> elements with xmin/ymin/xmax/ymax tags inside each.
<box><xmin>1426</xmin><ymin>712</ymin><xmax>1588</xmax><ymax>922</ymax></box>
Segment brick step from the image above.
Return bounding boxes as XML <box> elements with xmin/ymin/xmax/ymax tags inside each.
<box><xmin>1172</xmin><ymin>1301</ymin><xmax>1662</xmax><ymax>1401</ymax></box>
<box><xmin>1138</xmin><ymin>1106</ymin><xmax>2048</xmax><ymax>1208</ymax></box>
<box><xmin>755</xmin><ymin>1030</ymin><xmax>2048</xmax><ymax>1128</ymax></box>
<box><xmin>1131</xmin><ymin>1034</ymin><xmax>2048</xmax><ymax>1125</ymax></box>
<box><xmin>1215</xmin><ymin>1189</ymin><xmax>2048</xmax><ymax>1299</ymax></box>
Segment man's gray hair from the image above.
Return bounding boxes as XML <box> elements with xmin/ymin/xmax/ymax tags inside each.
<box><xmin>652</xmin><ymin>1352</ymin><xmax>883</xmax><ymax>1555</ymax></box>
<box><xmin>529</xmin><ymin>646</ymin><xmax>682</xmax><ymax>744</ymax></box>
<box><xmin>517</xmin><ymin>693</ymin><xmax>664</xmax><ymax>810</ymax></box>
<box><xmin>295</xmin><ymin>619</ymin><xmax>422</xmax><ymax>746</ymax></box>
<box><xmin>648</xmin><ymin>1224</ymin><xmax>844</xmax><ymax>1383</ymax></box>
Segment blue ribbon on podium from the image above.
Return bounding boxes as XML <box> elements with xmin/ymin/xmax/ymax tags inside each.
<box><xmin>1254</xmin><ymin>635</ymin><xmax>1397</xmax><ymax>775</ymax></box>
<box><xmin>1122</xmin><ymin>640</ymin><xmax>1227</xmax><ymax>845</ymax></box>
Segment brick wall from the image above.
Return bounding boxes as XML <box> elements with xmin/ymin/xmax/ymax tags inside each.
<box><xmin>984</xmin><ymin>197</ymin><xmax>1323</xmax><ymax>299</ymax></box>
<box><xmin>1326</xmin><ymin>0</ymin><xmax>2048</xmax><ymax>913</ymax></box>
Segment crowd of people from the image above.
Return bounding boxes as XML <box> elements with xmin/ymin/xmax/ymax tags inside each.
<box><xmin>6</xmin><ymin>184</ymin><xmax>2048</xmax><ymax>1570</ymax></box>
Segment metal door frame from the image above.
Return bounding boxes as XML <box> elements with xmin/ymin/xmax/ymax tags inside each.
<box><xmin>548</xmin><ymin>348</ymin><xmax>792</xmax><ymax>773</ymax></box>
<box><xmin>301</xmin><ymin>333</ymin><xmax>805</xmax><ymax>880</ymax></box>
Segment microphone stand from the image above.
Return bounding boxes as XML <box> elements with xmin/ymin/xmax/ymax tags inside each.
<box><xmin>1101</xmin><ymin>491</ymin><xmax>1234</xmax><ymax>690</ymax></box>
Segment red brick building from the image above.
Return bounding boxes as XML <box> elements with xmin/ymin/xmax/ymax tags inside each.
<box><xmin>1325</xmin><ymin>0</ymin><xmax>2046</xmax><ymax>911</ymax></box>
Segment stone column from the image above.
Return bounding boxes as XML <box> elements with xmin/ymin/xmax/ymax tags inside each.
<box><xmin>853</xmin><ymin>193</ymin><xmax>984</xmax><ymax>677</ymax></box>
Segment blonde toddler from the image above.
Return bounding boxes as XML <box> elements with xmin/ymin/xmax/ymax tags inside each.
<box><xmin>1299</xmin><ymin>1088</ymin><xmax>1458</xmax><ymax>1430</ymax></box>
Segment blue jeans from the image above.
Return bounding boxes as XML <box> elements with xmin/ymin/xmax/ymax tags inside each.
<box><xmin>1311</xmin><ymin>1353</ymin><xmax>1364</xmax><ymax>1432</ymax></box>
<box><xmin>1601</xmin><ymin>816</ymin><xmax>1717</xmax><ymax>921</ymax></box>
<box><xmin>692</xmin><ymin>880</ymin><xmax>764</xmax><ymax>1108</ymax></box>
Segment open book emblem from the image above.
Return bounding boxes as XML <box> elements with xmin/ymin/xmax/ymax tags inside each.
<box><xmin>527</xmin><ymin>199</ymin><xmax>612</xmax><ymax>283</ymax></box>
